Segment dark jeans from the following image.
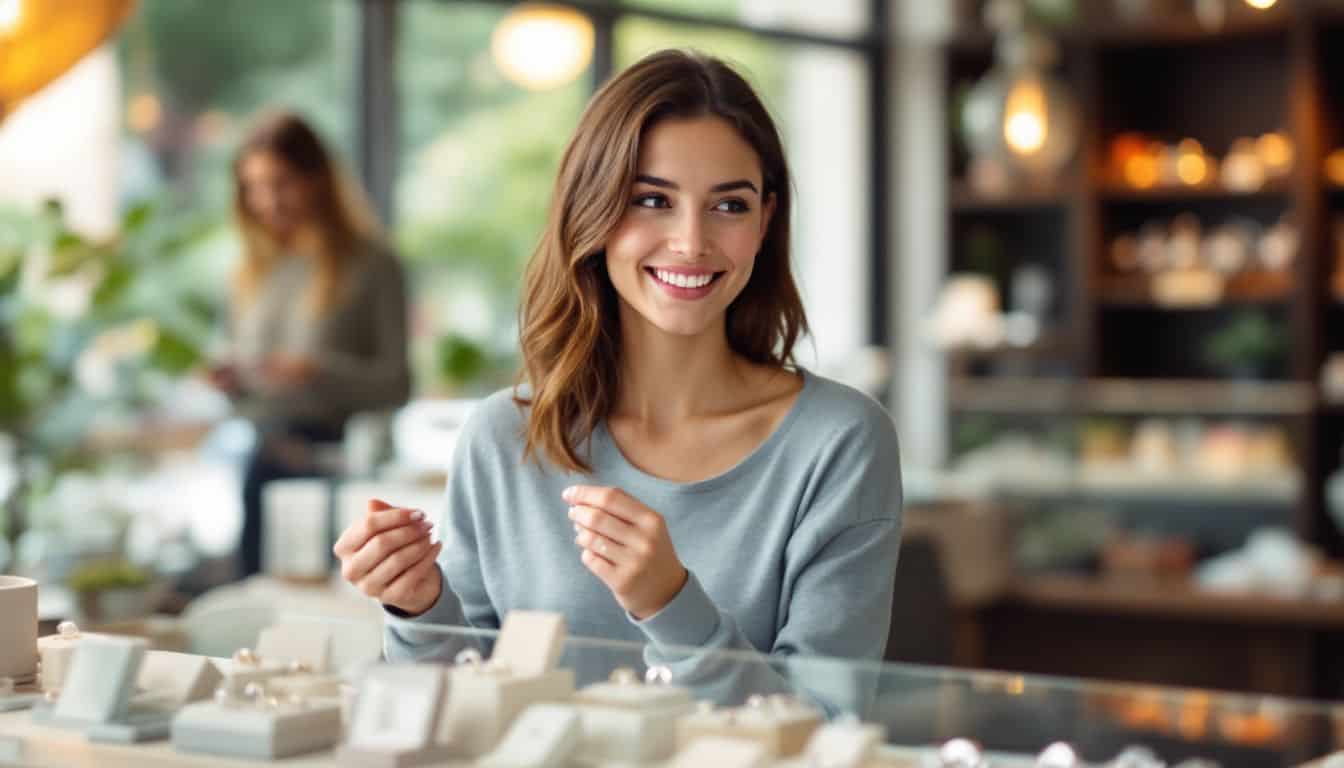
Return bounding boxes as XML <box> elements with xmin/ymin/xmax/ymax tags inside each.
<box><xmin>238</xmin><ymin>423</ymin><xmax>344</xmax><ymax>579</ymax></box>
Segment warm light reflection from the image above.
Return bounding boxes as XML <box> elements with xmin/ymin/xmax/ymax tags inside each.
<box><xmin>1178</xmin><ymin>693</ymin><xmax>1211</xmax><ymax>740</ymax></box>
<box><xmin>1326</xmin><ymin>149</ymin><xmax>1344</xmax><ymax>186</ymax></box>
<box><xmin>1177</xmin><ymin>140</ymin><xmax>1209</xmax><ymax>186</ymax></box>
<box><xmin>1124</xmin><ymin>152</ymin><xmax>1160</xmax><ymax>189</ymax></box>
<box><xmin>0</xmin><ymin>0</ymin><xmax>20</xmax><ymax>35</ymax></box>
<box><xmin>1218</xmin><ymin>711</ymin><xmax>1282</xmax><ymax>745</ymax></box>
<box><xmin>1003</xmin><ymin>78</ymin><xmax>1048</xmax><ymax>156</ymax></box>
<box><xmin>491</xmin><ymin>4</ymin><xmax>593</xmax><ymax>91</ymax></box>
<box><xmin>1257</xmin><ymin>132</ymin><xmax>1293</xmax><ymax>175</ymax></box>
<box><xmin>127</xmin><ymin>92</ymin><xmax>161</xmax><ymax>133</ymax></box>
<box><xmin>1245</xmin><ymin>0</ymin><xmax>1277</xmax><ymax>9</ymax></box>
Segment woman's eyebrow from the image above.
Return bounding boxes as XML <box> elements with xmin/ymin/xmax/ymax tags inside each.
<box><xmin>635</xmin><ymin>174</ymin><xmax>759</xmax><ymax>195</ymax></box>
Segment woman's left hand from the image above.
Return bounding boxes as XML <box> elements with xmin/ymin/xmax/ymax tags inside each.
<box><xmin>564</xmin><ymin>485</ymin><xmax>688</xmax><ymax>620</ymax></box>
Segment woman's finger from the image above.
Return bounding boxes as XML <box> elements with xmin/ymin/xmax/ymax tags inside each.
<box><xmin>359</xmin><ymin>539</ymin><xmax>441</xmax><ymax>597</ymax></box>
<box><xmin>575</xmin><ymin>528</ymin><xmax>626</xmax><ymax>565</ymax></box>
<box><xmin>568</xmin><ymin>505</ymin><xmax>636</xmax><ymax>546</ymax></box>
<box><xmin>342</xmin><ymin>522</ymin><xmax>432</xmax><ymax>583</ymax></box>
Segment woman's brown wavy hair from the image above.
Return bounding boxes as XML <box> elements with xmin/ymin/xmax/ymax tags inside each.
<box><xmin>232</xmin><ymin>111</ymin><xmax>382</xmax><ymax>315</ymax></box>
<box><xmin>517</xmin><ymin>49</ymin><xmax>808</xmax><ymax>473</ymax></box>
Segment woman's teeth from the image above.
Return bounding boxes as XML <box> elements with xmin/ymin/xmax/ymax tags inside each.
<box><xmin>653</xmin><ymin>269</ymin><xmax>714</xmax><ymax>288</ymax></box>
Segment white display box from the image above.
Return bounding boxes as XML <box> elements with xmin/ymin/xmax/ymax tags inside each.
<box><xmin>477</xmin><ymin>703</ymin><xmax>581</xmax><ymax>768</ymax></box>
<box><xmin>337</xmin><ymin>664</ymin><xmax>454</xmax><ymax>768</ymax></box>
<box><xmin>439</xmin><ymin>667</ymin><xmax>575</xmax><ymax>758</ymax></box>
<box><xmin>171</xmin><ymin>699</ymin><xmax>342</xmax><ymax>759</ymax></box>
<box><xmin>135</xmin><ymin>650</ymin><xmax>222</xmax><ymax>708</ymax></box>
<box><xmin>573</xmin><ymin>679</ymin><xmax>693</xmax><ymax>764</ymax></box>
<box><xmin>675</xmin><ymin>699</ymin><xmax>822</xmax><ymax>759</ymax></box>
<box><xmin>670</xmin><ymin>735</ymin><xmax>770</xmax><ymax>768</ymax></box>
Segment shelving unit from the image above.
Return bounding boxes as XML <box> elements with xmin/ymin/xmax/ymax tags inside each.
<box><xmin>940</xmin><ymin>0</ymin><xmax>1344</xmax><ymax>699</ymax></box>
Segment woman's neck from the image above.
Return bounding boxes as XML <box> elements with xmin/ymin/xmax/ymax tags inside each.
<box><xmin>614</xmin><ymin>306</ymin><xmax>748</xmax><ymax>426</ymax></box>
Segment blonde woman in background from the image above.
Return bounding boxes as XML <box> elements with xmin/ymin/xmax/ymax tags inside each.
<box><xmin>208</xmin><ymin>112</ymin><xmax>411</xmax><ymax>579</ymax></box>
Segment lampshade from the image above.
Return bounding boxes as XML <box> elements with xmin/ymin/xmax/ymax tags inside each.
<box><xmin>491</xmin><ymin>3</ymin><xmax>593</xmax><ymax>91</ymax></box>
<box><xmin>0</xmin><ymin>0</ymin><xmax>136</xmax><ymax>120</ymax></box>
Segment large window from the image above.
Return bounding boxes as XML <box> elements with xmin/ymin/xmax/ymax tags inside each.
<box><xmin>396</xmin><ymin>1</ymin><xmax>590</xmax><ymax>395</ymax></box>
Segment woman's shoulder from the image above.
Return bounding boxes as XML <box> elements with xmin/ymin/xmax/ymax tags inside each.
<box><xmin>457</xmin><ymin>385</ymin><xmax>531</xmax><ymax>456</ymax></box>
<box><xmin>798</xmin><ymin>370</ymin><xmax>894</xmax><ymax>432</ymax></box>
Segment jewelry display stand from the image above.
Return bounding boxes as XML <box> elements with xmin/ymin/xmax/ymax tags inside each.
<box><xmin>675</xmin><ymin>694</ymin><xmax>823</xmax><ymax>759</ymax></box>
<box><xmin>171</xmin><ymin>681</ymin><xmax>342</xmax><ymax>760</ymax></box>
<box><xmin>669</xmin><ymin>735</ymin><xmax>771</xmax><ymax>768</ymax></box>
<box><xmin>134</xmin><ymin>650</ymin><xmax>223</xmax><ymax>709</ymax></box>
<box><xmin>336</xmin><ymin>664</ymin><xmax>455</xmax><ymax>768</ymax></box>
<box><xmin>30</xmin><ymin>635</ymin><xmax>178</xmax><ymax>743</ymax></box>
<box><xmin>35</xmin><ymin>621</ymin><xmax>100</xmax><ymax>692</ymax></box>
<box><xmin>572</xmin><ymin>666</ymin><xmax>693</xmax><ymax>765</ymax></box>
<box><xmin>220</xmin><ymin>623</ymin><xmax>336</xmax><ymax>695</ymax></box>
<box><xmin>438</xmin><ymin>611</ymin><xmax>575</xmax><ymax>758</ymax></box>
<box><xmin>476</xmin><ymin>703</ymin><xmax>581</xmax><ymax>768</ymax></box>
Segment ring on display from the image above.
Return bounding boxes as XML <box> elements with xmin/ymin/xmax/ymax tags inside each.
<box><xmin>56</xmin><ymin>621</ymin><xmax>80</xmax><ymax>639</ymax></box>
<box><xmin>454</xmin><ymin>648</ymin><xmax>484</xmax><ymax>668</ymax></box>
<box><xmin>940</xmin><ymin>737</ymin><xmax>985</xmax><ymax>768</ymax></box>
<box><xmin>644</xmin><ymin>666</ymin><xmax>672</xmax><ymax>686</ymax></box>
<box><xmin>609</xmin><ymin>667</ymin><xmax>638</xmax><ymax>686</ymax></box>
<box><xmin>233</xmin><ymin>648</ymin><xmax>260</xmax><ymax>667</ymax></box>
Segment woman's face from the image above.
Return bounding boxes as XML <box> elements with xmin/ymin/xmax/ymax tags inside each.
<box><xmin>238</xmin><ymin>150</ymin><xmax>317</xmax><ymax>243</ymax></box>
<box><xmin>604</xmin><ymin>115</ymin><xmax>774</xmax><ymax>342</ymax></box>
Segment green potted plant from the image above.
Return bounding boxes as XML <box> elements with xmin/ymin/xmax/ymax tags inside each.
<box><xmin>1202</xmin><ymin>310</ymin><xmax>1288</xmax><ymax>379</ymax></box>
<box><xmin>67</xmin><ymin>557</ymin><xmax>166</xmax><ymax>623</ymax></box>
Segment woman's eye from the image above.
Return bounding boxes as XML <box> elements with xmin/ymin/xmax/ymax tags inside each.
<box><xmin>715</xmin><ymin>199</ymin><xmax>749</xmax><ymax>214</ymax></box>
<box><xmin>632</xmin><ymin>193</ymin><xmax>669</xmax><ymax>209</ymax></box>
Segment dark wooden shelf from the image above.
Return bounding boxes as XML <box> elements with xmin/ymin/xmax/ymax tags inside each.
<box><xmin>950</xmin><ymin>182</ymin><xmax>1069</xmax><ymax>213</ymax></box>
<box><xmin>948</xmin><ymin>376</ymin><xmax>1314</xmax><ymax>416</ymax></box>
<box><xmin>1098</xmin><ymin>181</ymin><xmax>1293</xmax><ymax>205</ymax></box>
<box><xmin>1097</xmin><ymin>271</ymin><xmax>1293</xmax><ymax>308</ymax></box>
<box><xmin>1007</xmin><ymin>575</ymin><xmax>1344</xmax><ymax>629</ymax></box>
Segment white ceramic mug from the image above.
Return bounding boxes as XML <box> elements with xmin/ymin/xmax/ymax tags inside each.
<box><xmin>0</xmin><ymin>575</ymin><xmax>37</xmax><ymax>680</ymax></box>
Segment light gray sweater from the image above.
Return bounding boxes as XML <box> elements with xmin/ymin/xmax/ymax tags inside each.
<box><xmin>385</xmin><ymin>369</ymin><xmax>902</xmax><ymax>708</ymax></box>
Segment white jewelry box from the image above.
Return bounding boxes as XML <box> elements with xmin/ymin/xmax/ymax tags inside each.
<box><xmin>675</xmin><ymin>695</ymin><xmax>822</xmax><ymax>759</ymax></box>
<box><xmin>573</xmin><ymin>668</ymin><xmax>693</xmax><ymax>764</ymax></box>
<box><xmin>171</xmin><ymin>697</ymin><xmax>342</xmax><ymax>760</ymax></box>
<box><xmin>477</xmin><ymin>703</ymin><xmax>582</xmax><ymax>768</ymax></box>
<box><xmin>336</xmin><ymin>664</ymin><xmax>455</xmax><ymax>768</ymax></box>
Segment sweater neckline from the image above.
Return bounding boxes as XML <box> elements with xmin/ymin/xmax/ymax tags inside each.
<box><xmin>590</xmin><ymin>367</ymin><xmax>813</xmax><ymax>496</ymax></box>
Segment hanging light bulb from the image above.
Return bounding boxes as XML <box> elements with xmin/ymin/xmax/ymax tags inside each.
<box><xmin>1244</xmin><ymin>0</ymin><xmax>1277</xmax><ymax>9</ymax></box>
<box><xmin>0</xmin><ymin>0</ymin><xmax>21</xmax><ymax>35</ymax></box>
<box><xmin>962</xmin><ymin>22</ymin><xmax>1077</xmax><ymax>178</ymax></box>
<box><xmin>491</xmin><ymin>4</ymin><xmax>594</xmax><ymax>91</ymax></box>
<box><xmin>1003</xmin><ymin>77</ymin><xmax>1048</xmax><ymax>156</ymax></box>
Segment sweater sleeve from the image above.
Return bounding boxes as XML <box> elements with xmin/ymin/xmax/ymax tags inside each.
<box><xmin>630</xmin><ymin>412</ymin><xmax>903</xmax><ymax>714</ymax></box>
<box><xmin>383</xmin><ymin>407</ymin><xmax>501</xmax><ymax>661</ymax></box>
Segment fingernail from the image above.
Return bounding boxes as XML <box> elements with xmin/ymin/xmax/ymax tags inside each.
<box><xmin>410</xmin><ymin>509</ymin><xmax>426</xmax><ymax>521</ymax></box>
<box><xmin>567</xmin><ymin>507</ymin><xmax>577</xmax><ymax>520</ymax></box>
<box><xmin>562</xmin><ymin>486</ymin><xmax>576</xmax><ymax>502</ymax></box>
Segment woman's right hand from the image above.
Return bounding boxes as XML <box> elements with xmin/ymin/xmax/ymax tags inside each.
<box><xmin>334</xmin><ymin>499</ymin><xmax>443</xmax><ymax>616</ymax></box>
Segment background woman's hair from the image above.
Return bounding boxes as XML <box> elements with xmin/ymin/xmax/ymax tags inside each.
<box><xmin>517</xmin><ymin>49</ymin><xmax>809</xmax><ymax>473</ymax></box>
<box><xmin>232</xmin><ymin>111</ymin><xmax>383</xmax><ymax>314</ymax></box>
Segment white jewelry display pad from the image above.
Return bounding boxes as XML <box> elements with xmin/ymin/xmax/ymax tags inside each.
<box><xmin>135</xmin><ymin>651</ymin><xmax>223</xmax><ymax>709</ymax></box>
<box><xmin>256</xmin><ymin>625</ymin><xmax>333</xmax><ymax>673</ymax></box>
<box><xmin>171</xmin><ymin>699</ymin><xmax>342</xmax><ymax>760</ymax></box>
<box><xmin>573</xmin><ymin>680</ymin><xmax>694</xmax><ymax>764</ymax></box>
<box><xmin>344</xmin><ymin>665</ymin><xmax>444</xmax><ymax>751</ymax></box>
<box><xmin>675</xmin><ymin>699</ymin><xmax>823</xmax><ymax>759</ymax></box>
<box><xmin>438</xmin><ymin>667</ymin><xmax>575</xmax><ymax>758</ymax></box>
<box><xmin>477</xmin><ymin>703</ymin><xmax>581</xmax><ymax>768</ymax></box>
<box><xmin>49</xmin><ymin>636</ymin><xmax>147</xmax><ymax>725</ymax></box>
<box><xmin>490</xmin><ymin>612</ymin><xmax>566</xmax><ymax>678</ymax></box>
<box><xmin>220</xmin><ymin>658</ymin><xmax>293</xmax><ymax>695</ymax></box>
<box><xmin>669</xmin><ymin>735</ymin><xmax>770</xmax><ymax>768</ymax></box>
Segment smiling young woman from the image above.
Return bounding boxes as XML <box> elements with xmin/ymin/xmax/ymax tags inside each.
<box><xmin>333</xmin><ymin>50</ymin><xmax>902</xmax><ymax>700</ymax></box>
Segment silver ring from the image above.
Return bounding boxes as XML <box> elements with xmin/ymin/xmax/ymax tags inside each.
<box><xmin>455</xmin><ymin>648</ymin><xmax>484</xmax><ymax>667</ymax></box>
<box><xmin>644</xmin><ymin>666</ymin><xmax>672</xmax><ymax>686</ymax></box>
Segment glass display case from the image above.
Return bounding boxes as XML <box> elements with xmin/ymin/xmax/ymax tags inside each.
<box><xmin>1</xmin><ymin>609</ymin><xmax>1341</xmax><ymax>767</ymax></box>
